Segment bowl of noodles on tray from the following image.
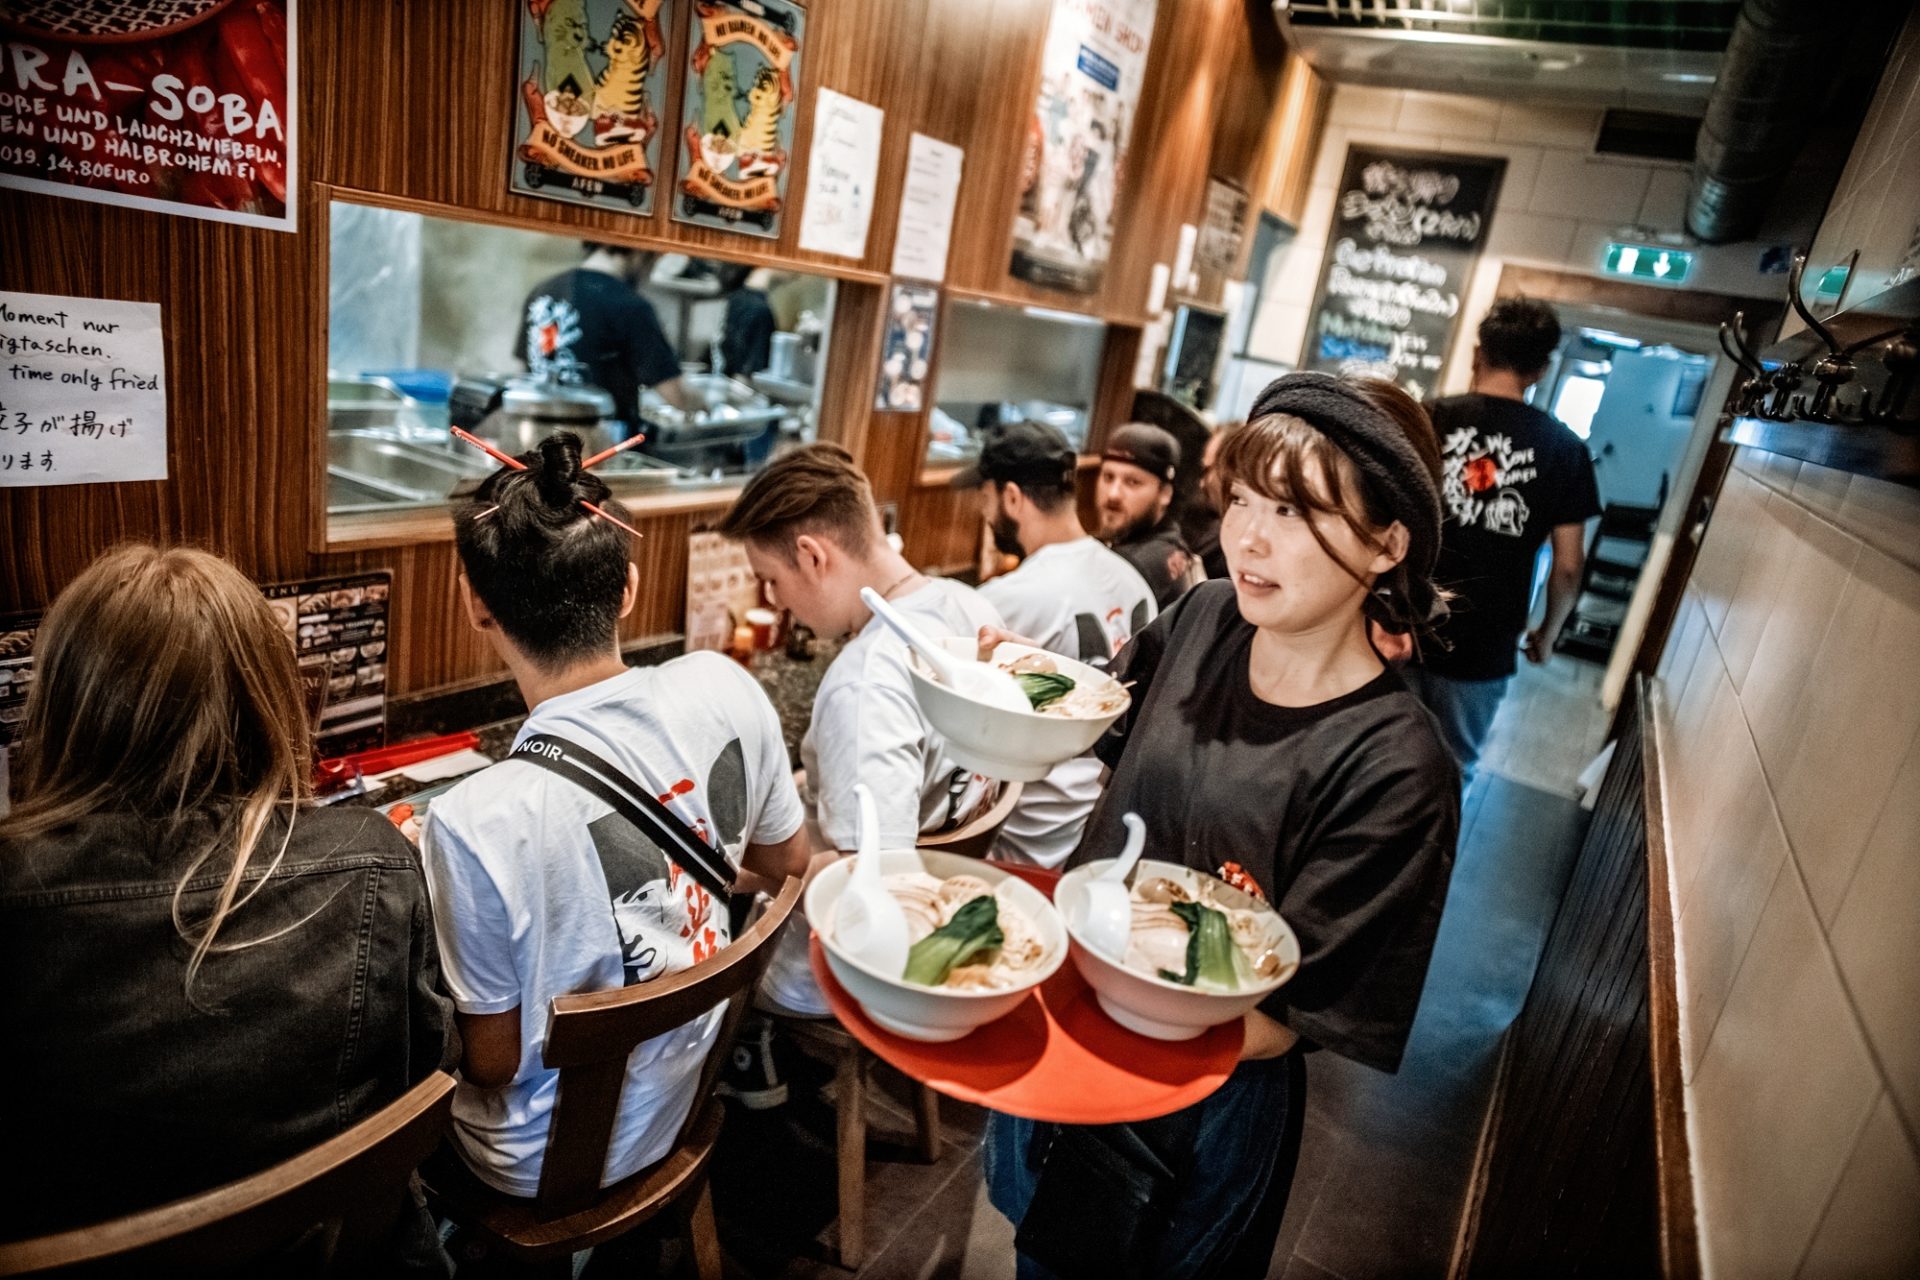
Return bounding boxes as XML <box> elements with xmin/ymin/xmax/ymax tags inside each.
<box><xmin>1056</xmin><ymin>858</ymin><xmax>1300</xmax><ymax>1041</ymax></box>
<box><xmin>906</xmin><ymin>639</ymin><xmax>1130</xmax><ymax>782</ymax></box>
<box><xmin>807</xmin><ymin>848</ymin><xmax>1067</xmax><ymax>1042</ymax></box>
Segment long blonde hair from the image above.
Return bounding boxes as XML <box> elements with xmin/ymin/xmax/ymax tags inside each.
<box><xmin>1</xmin><ymin>545</ymin><xmax>314</xmax><ymax>993</ymax></box>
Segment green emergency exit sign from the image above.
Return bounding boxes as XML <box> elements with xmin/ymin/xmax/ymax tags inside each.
<box><xmin>1603</xmin><ymin>242</ymin><xmax>1694</xmax><ymax>285</ymax></box>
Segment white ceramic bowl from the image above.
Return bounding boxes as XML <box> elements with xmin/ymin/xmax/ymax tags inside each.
<box><xmin>806</xmin><ymin>849</ymin><xmax>1067</xmax><ymax>1042</ymax></box>
<box><xmin>1056</xmin><ymin>858</ymin><xmax>1300</xmax><ymax>1041</ymax></box>
<box><xmin>906</xmin><ymin>639</ymin><xmax>1129</xmax><ymax>782</ymax></box>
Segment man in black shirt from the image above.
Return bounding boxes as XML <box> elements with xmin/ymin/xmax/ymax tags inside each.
<box><xmin>1405</xmin><ymin>297</ymin><xmax>1600</xmax><ymax>784</ymax></box>
<box><xmin>1096</xmin><ymin>422</ymin><xmax>1199</xmax><ymax>607</ymax></box>
<box><xmin>517</xmin><ymin>242</ymin><xmax>697</xmax><ymax>441</ymax></box>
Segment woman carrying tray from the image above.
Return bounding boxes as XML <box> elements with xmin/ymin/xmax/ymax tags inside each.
<box><xmin>983</xmin><ymin>373</ymin><xmax>1461</xmax><ymax>1279</ymax></box>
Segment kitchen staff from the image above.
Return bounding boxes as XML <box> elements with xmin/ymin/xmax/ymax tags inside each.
<box><xmin>984</xmin><ymin>373</ymin><xmax>1461</xmax><ymax>1279</ymax></box>
<box><xmin>518</xmin><ymin>241</ymin><xmax>699</xmax><ymax>442</ymax></box>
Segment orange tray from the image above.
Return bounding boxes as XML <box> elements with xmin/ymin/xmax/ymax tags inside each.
<box><xmin>805</xmin><ymin>863</ymin><xmax>1242</xmax><ymax>1124</ymax></box>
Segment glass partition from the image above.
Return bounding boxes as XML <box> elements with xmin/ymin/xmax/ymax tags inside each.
<box><xmin>325</xmin><ymin>199</ymin><xmax>834</xmax><ymax>516</ymax></box>
<box><xmin>928</xmin><ymin>299</ymin><xmax>1107</xmax><ymax>465</ymax></box>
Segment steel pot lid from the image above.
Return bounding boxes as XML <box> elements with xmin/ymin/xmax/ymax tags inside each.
<box><xmin>495</xmin><ymin>377</ymin><xmax>615</xmax><ymax>421</ymax></box>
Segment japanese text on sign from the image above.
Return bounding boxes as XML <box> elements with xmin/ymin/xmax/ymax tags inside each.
<box><xmin>0</xmin><ymin>291</ymin><xmax>167</xmax><ymax>488</ymax></box>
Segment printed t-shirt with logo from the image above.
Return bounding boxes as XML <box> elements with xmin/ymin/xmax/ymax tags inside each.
<box><xmin>422</xmin><ymin>655</ymin><xmax>803</xmax><ymax>1196</ymax></box>
<box><xmin>981</xmin><ymin>536</ymin><xmax>1157</xmax><ymax>868</ymax></box>
<box><xmin>1421</xmin><ymin>393</ymin><xmax>1601</xmax><ymax>681</ymax></box>
<box><xmin>517</xmin><ymin>267</ymin><xmax>681</xmax><ymax>431</ymax></box>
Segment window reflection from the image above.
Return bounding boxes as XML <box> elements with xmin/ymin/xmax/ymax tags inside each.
<box><xmin>325</xmin><ymin>200</ymin><xmax>833</xmax><ymax>516</ymax></box>
<box><xmin>928</xmin><ymin>299</ymin><xmax>1105</xmax><ymax>465</ymax></box>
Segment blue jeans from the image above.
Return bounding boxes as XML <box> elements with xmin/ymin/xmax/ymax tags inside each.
<box><xmin>1403</xmin><ymin>667</ymin><xmax>1509</xmax><ymax>789</ymax></box>
<box><xmin>984</xmin><ymin>1053</ymin><xmax>1305</xmax><ymax>1280</ymax></box>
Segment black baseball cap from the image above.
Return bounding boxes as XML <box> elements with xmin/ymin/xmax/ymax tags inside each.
<box><xmin>950</xmin><ymin>421</ymin><xmax>1077</xmax><ymax>491</ymax></box>
<box><xmin>1103</xmin><ymin>423</ymin><xmax>1180</xmax><ymax>483</ymax></box>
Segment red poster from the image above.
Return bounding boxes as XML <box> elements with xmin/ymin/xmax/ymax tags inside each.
<box><xmin>0</xmin><ymin>0</ymin><xmax>297</xmax><ymax>232</ymax></box>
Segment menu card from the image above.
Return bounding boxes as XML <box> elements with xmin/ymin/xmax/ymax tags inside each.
<box><xmin>261</xmin><ymin>571</ymin><xmax>393</xmax><ymax>758</ymax></box>
<box><xmin>685</xmin><ymin>531</ymin><xmax>761</xmax><ymax>653</ymax></box>
<box><xmin>891</xmin><ymin>133</ymin><xmax>963</xmax><ymax>283</ymax></box>
<box><xmin>0</xmin><ymin>291</ymin><xmax>167</xmax><ymax>488</ymax></box>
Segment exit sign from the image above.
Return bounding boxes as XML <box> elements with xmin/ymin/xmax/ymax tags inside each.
<box><xmin>1603</xmin><ymin>242</ymin><xmax>1694</xmax><ymax>285</ymax></box>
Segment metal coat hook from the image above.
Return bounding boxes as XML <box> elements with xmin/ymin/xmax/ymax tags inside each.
<box><xmin>1787</xmin><ymin>253</ymin><xmax>1844</xmax><ymax>359</ymax></box>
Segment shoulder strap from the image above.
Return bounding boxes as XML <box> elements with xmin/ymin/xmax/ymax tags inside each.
<box><xmin>510</xmin><ymin>733</ymin><xmax>734</xmax><ymax>903</ymax></box>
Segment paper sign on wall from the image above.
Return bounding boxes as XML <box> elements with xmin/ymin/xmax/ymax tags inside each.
<box><xmin>0</xmin><ymin>291</ymin><xmax>166</xmax><ymax>488</ymax></box>
<box><xmin>891</xmin><ymin>133</ymin><xmax>963</xmax><ymax>283</ymax></box>
<box><xmin>796</xmin><ymin>87</ymin><xmax>883</xmax><ymax>260</ymax></box>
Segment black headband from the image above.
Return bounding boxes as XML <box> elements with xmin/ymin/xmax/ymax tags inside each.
<box><xmin>1247</xmin><ymin>372</ymin><xmax>1447</xmax><ymax>627</ymax></box>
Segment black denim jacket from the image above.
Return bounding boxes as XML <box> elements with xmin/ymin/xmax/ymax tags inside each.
<box><xmin>0</xmin><ymin>804</ymin><xmax>459</xmax><ymax>1243</ymax></box>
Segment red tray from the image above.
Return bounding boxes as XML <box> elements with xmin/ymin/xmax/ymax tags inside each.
<box><xmin>805</xmin><ymin>863</ymin><xmax>1242</xmax><ymax>1124</ymax></box>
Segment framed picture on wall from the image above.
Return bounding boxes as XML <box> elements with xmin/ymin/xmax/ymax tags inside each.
<box><xmin>510</xmin><ymin>0</ymin><xmax>672</xmax><ymax>215</ymax></box>
<box><xmin>673</xmin><ymin>0</ymin><xmax>806</xmax><ymax>239</ymax></box>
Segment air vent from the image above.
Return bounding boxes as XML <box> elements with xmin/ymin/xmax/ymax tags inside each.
<box><xmin>1594</xmin><ymin>109</ymin><xmax>1700</xmax><ymax>162</ymax></box>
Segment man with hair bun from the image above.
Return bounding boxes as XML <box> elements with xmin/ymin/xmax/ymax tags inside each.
<box><xmin>1404</xmin><ymin>296</ymin><xmax>1600</xmax><ymax>787</ymax></box>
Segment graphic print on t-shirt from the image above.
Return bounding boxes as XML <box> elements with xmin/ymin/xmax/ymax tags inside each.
<box><xmin>1441</xmin><ymin>427</ymin><xmax>1540</xmax><ymax>538</ymax></box>
<box><xmin>525</xmin><ymin>294</ymin><xmax>585</xmax><ymax>381</ymax></box>
<box><xmin>1071</xmin><ymin>597</ymin><xmax>1154</xmax><ymax>671</ymax></box>
<box><xmin>589</xmin><ymin>736</ymin><xmax>751</xmax><ymax>984</ymax></box>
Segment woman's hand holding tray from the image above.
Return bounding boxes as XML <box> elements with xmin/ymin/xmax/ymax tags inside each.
<box><xmin>805</xmin><ymin>862</ymin><xmax>1243</xmax><ymax>1123</ymax></box>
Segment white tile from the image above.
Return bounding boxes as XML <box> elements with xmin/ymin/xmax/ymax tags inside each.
<box><xmin>1564</xmin><ymin>219</ymin><xmax>1624</xmax><ymax>277</ymax></box>
<box><xmin>1688</xmin><ymin>868</ymin><xmax>1883</xmax><ymax>1280</ymax></box>
<box><xmin>1829</xmin><ymin>729</ymin><xmax>1920</xmax><ymax>1133</ymax></box>
<box><xmin>1774</xmin><ymin>547</ymin><xmax>1920</xmax><ymax>924</ymax></box>
<box><xmin>1791</xmin><ymin>462</ymin><xmax>1853</xmax><ymax>525</ymax></box>
<box><xmin>1327</xmin><ymin>85</ymin><xmax>1402</xmax><ymax>129</ymax></box>
<box><xmin>1488</xmin><ymin>146</ymin><xmax>1542</xmax><ymax>212</ymax></box>
<box><xmin>1670</xmin><ymin>657</ymin><xmax>1746</xmax><ymax>925</ymax></box>
<box><xmin>1838</xmin><ymin>472</ymin><xmax>1920</xmax><ymax>574</ymax></box>
<box><xmin>1751</xmin><ymin>446</ymin><xmax>1805</xmax><ymax>495</ymax></box>
<box><xmin>1308</xmin><ymin>124</ymin><xmax>1353</xmax><ymax>192</ymax></box>
<box><xmin>1250</xmin><ymin>300</ymin><xmax>1311</xmax><ymax>368</ymax></box>
<box><xmin>1396</xmin><ymin>91</ymin><xmax>1501</xmax><ymax>141</ymax></box>
<box><xmin>1657</xmin><ymin>589</ymin><xmax>1709</xmax><ymax>691</ymax></box>
<box><xmin>1639</xmin><ymin>167</ymin><xmax>1692</xmax><ymax>233</ymax></box>
<box><xmin>1717</xmin><ymin>491</ymin><xmax>1805</xmax><ymax>691</ymax></box>
<box><xmin>1495</xmin><ymin>102</ymin><xmax>1599</xmax><ymax>149</ymax></box>
<box><xmin>1740</xmin><ymin>513</ymin><xmax>1859</xmax><ymax>782</ymax></box>
<box><xmin>1527</xmin><ymin>151</ymin><xmax>1653</xmax><ymax>222</ymax></box>
<box><xmin>1675</xmin><ymin>729</ymin><xmax>1788</xmax><ymax>1075</ymax></box>
<box><xmin>1692</xmin><ymin>468</ymin><xmax>1765</xmax><ymax>636</ymax></box>
<box><xmin>1485</xmin><ymin>211</ymin><xmax>1577</xmax><ymax>265</ymax></box>
<box><xmin>1796</xmin><ymin>1092</ymin><xmax>1920</xmax><ymax>1280</ymax></box>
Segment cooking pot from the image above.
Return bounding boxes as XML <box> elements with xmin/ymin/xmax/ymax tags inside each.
<box><xmin>450</xmin><ymin>375</ymin><xmax>617</xmax><ymax>456</ymax></box>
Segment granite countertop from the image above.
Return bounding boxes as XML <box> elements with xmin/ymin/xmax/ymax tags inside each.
<box><xmin>351</xmin><ymin>641</ymin><xmax>840</xmax><ymax>811</ymax></box>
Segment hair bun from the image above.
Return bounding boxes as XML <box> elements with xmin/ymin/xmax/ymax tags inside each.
<box><xmin>535</xmin><ymin>432</ymin><xmax>584</xmax><ymax>508</ymax></box>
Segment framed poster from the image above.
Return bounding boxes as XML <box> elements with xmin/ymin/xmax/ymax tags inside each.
<box><xmin>1009</xmin><ymin>0</ymin><xmax>1158</xmax><ymax>294</ymax></box>
<box><xmin>674</xmin><ymin>0</ymin><xmax>805</xmax><ymax>238</ymax></box>
<box><xmin>1196</xmin><ymin>178</ymin><xmax>1249</xmax><ymax>278</ymax></box>
<box><xmin>1300</xmin><ymin>146</ymin><xmax>1505</xmax><ymax>399</ymax></box>
<box><xmin>511</xmin><ymin>0</ymin><xmax>670</xmax><ymax>214</ymax></box>
<box><xmin>874</xmin><ymin>283</ymin><xmax>937</xmax><ymax>413</ymax></box>
<box><xmin>0</xmin><ymin>0</ymin><xmax>296</xmax><ymax>232</ymax></box>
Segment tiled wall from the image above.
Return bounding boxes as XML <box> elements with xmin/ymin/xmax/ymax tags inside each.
<box><xmin>1246</xmin><ymin>85</ymin><xmax>1826</xmax><ymax>394</ymax></box>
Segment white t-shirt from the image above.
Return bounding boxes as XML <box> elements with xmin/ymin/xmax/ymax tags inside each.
<box><xmin>980</xmin><ymin>536</ymin><xmax>1157</xmax><ymax>867</ymax></box>
<box><xmin>760</xmin><ymin>577</ymin><xmax>1002</xmax><ymax>1015</ymax></box>
<box><xmin>423</xmin><ymin>655</ymin><xmax>803</xmax><ymax>1197</ymax></box>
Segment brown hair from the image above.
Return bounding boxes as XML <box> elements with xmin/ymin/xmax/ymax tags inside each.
<box><xmin>716</xmin><ymin>442</ymin><xmax>879</xmax><ymax>559</ymax></box>
<box><xmin>0</xmin><ymin>545</ymin><xmax>314</xmax><ymax>996</ymax></box>
<box><xmin>1207</xmin><ymin>383</ymin><xmax>1441</xmax><ymax>637</ymax></box>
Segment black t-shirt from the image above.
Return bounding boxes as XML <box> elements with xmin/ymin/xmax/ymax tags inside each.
<box><xmin>1068</xmin><ymin>581</ymin><xmax>1460</xmax><ymax>1072</ymax></box>
<box><xmin>518</xmin><ymin>267</ymin><xmax>681</xmax><ymax>428</ymax></box>
<box><xmin>1421</xmin><ymin>393</ymin><xmax>1602</xmax><ymax>681</ymax></box>
<box><xmin>720</xmin><ymin>288</ymin><xmax>776</xmax><ymax>375</ymax></box>
<box><xmin>1112</xmin><ymin>514</ymin><xmax>1195</xmax><ymax>607</ymax></box>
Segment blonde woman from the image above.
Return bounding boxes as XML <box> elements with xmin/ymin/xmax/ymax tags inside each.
<box><xmin>0</xmin><ymin>545</ymin><xmax>456</xmax><ymax>1265</ymax></box>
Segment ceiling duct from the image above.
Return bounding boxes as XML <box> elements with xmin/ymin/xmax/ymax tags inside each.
<box><xmin>1686</xmin><ymin>0</ymin><xmax>1854</xmax><ymax>244</ymax></box>
<box><xmin>1273</xmin><ymin>1</ymin><xmax>1738</xmax><ymax>109</ymax></box>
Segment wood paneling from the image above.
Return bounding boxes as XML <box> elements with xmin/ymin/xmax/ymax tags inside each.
<box><xmin>1453</xmin><ymin>680</ymin><xmax>1694</xmax><ymax>1278</ymax></box>
<box><xmin>0</xmin><ymin>0</ymin><xmax>1301</xmax><ymax>702</ymax></box>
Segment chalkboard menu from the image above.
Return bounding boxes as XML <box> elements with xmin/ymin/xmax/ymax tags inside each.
<box><xmin>1301</xmin><ymin>147</ymin><xmax>1505</xmax><ymax>399</ymax></box>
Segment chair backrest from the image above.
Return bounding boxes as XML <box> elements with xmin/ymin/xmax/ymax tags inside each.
<box><xmin>0</xmin><ymin>1072</ymin><xmax>456</xmax><ymax>1277</ymax></box>
<box><xmin>532</xmin><ymin>875</ymin><xmax>803</xmax><ymax>1217</ymax></box>
<box><xmin>918</xmin><ymin>780</ymin><xmax>1024</xmax><ymax>859</ymax></box>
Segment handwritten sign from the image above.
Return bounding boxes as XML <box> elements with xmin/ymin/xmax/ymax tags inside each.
<box><xmin>891</xmin><ymin>133</ymin><xmax>962</xmax><ymax>283</ymax></box>
<box><xmin>796</xmin><ymin>87</ymin><xmax>883</xmax><ymax>260</ymax></box>
<box><xmin>0</xmin><ymin>291</ymin><xmax>167</xmax><ymax>487</ymax></box>
<box><xmin>0</xmin><ymin>1</ymin><xmax>296</xmax><ymax>232</ymax></box>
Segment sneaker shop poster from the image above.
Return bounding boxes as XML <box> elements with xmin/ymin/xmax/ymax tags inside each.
<box><xmin>674</xmin><ymin>0</ymin><xmax>804</xmax><ymax>239</ymax></box>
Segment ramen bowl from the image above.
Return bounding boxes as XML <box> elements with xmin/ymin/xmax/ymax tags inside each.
<box><xmin>907</xmin><ymin>639</ymin><xmax>1129</xmax><ymax>782</ymax></box>
<box><xmin>1057</xmin><ymin>859</ymin><xmax>1300</xmax><ymax>1041</ymax></box>
<box><xmin>807</xmin><ymin>848</ymin><xmax>1066</xmax><ymax>1042</ymax></box>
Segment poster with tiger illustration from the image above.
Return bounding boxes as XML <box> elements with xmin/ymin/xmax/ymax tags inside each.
<box><xmin>511</xmin><ymin>0</ymin><xmax>670</xmax><ymax>214</ymax></box>
<box><xmin>673</xmin><ymin>0</ymin><xmax>804</xmax><ymax>238</ymax></box>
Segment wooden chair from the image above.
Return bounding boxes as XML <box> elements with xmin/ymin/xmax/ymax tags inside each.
<box><xmin>776</xmin><ymin>783</ymin><xmax>1025</xmax><ymax>1267</ymax></box>
<box><xmin>0</xmin><ymin>1072</ymin><xmax>456</xmax><ymax>1276</ymax></box>
<box><xmin>423</xmin><ymin>876</ymin><xmax>803</xmax><ymax>1279</ymax></box>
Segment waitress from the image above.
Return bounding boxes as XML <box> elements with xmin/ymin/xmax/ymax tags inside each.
<box><xmin>984</xmin><ymin>373</ymin><xmax>1461</xmax><ymax>1279</ymax></box>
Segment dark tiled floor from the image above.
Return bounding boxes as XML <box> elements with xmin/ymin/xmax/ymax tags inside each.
<box><xmin>705</xmin><ymin>675</ymin><xmax>1601</xmax><ymax>1280</ymax></box>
